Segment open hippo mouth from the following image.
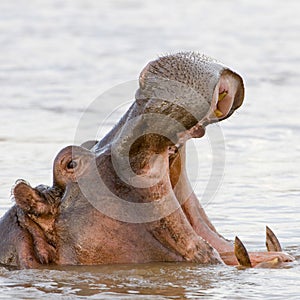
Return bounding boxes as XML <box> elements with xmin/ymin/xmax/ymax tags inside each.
<box><xmin>175</xmin><ymin>69</ymin><xmax>245</xmax><ymax>146</ymax></box>
<box><xmin>68</xmin><ymin>53</ymin><xmax>248</xmax><ymax>263</ymax></box>
<box><xmin>59</xmin><ymin>52</ymin><xmax>292</xmax><ymax>266</ymax></box>
<box><xmin>2</xmin><ymin>52</ymin><xmax>294</xmax><ymax>269</ymax></box>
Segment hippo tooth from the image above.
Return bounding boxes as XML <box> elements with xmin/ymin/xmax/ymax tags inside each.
<box><xmin>234</xmin><ymin>236</ymin><xmax>252</xmax><ymax>268</ymax></box>
<box><xmin>214</xmin><ymin>109</ymin><xmax>223</xmax><ymax>117</ymax></box>
<box><xmin>266</xmin><ymin>226</ymin><xmax>282</xmax><ymax>252</ymax></box>
<box><xmin>218</xmin><ymin>91</ymin><xmax>228</xmax><ymax>101</ymax></box>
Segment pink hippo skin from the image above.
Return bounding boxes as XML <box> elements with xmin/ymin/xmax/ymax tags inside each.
<box><xmin>54</xmin><ymin>53</ymin><xmax>293</xmax><ymax>267</ymax></box>
<box><xmin>0</xmin><ymin>52</ymin><xmax>294</xmax><ymax>268</ymax></box>
<box><xmin>0</xmin><ymin>146</ymin><xmax>93</xmax><ymax>268</ymax></box>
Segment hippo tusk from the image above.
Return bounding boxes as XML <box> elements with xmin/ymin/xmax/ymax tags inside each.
<box><xmin>218</xmin><ymin>91</ymin><xmax>228</xmax><ymax>101</ymax></box>
<box><xmin>266</xmin><ymin>226</ymin><xmax>282</xmax><ymax>252</ymax></box>
<box><xmin>213</xmin><ymin>91</ymin><xmax>229</xmax><ymax>117</ymax></box>
<box><xmin>234</xmin><ymin>236</ymin><xmax>252</xmax><ymax>268</ymax></box>
<box><xmin>214</xmin><ymin>109</ymin><xmax>223</xmax><ymax>117</ymax></box>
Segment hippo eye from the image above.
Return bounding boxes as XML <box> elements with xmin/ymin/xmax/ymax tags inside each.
<box><xmin>67</xmin><ymin>160</ymin><xmax>77</xmax><ymax>169</ymax></box>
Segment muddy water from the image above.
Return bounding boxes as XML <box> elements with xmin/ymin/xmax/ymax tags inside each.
<box><xmin>0</xmin><ymin>0</ymin><xmax>299</xmax><ymax>299</ymax></box>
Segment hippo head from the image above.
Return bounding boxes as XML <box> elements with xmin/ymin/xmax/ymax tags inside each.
<box><xmin>1</xmin><ymin>52</ymin><xmax>295</xmax><ymax>269</ymax></box>
<box><xmin>50</xmin><ymin>52</ymin><xmax>247</xmax><ymax>265</ymax></box>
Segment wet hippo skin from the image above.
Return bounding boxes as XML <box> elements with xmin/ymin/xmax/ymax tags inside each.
<box><xmin>0</xmin><ymin>146</ymin><xmax>92</xmax><ymax>268</ymax></box>
<box><xmin>0</xmin><ymin>52</ymin><xmax>294</xmax><ymax>268</ymax></box>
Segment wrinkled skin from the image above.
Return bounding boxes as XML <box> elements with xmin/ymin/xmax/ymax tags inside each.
<box><xmin>0</xmin><ymin>181</ymin><xmax>62</xmax><ymax>268</ymax></box>
<box><xmin>0</xmin><ymin>146</ymin><xmax>92</xmax><ymax>268</ymax></box>
<box><xmin>0</xmin><ymin>52</ymin><xmax>294</xmax><ymax>268</ymax></box>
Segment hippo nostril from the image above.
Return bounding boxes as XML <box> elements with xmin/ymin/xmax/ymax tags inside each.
<box><xmin>67</xmin><ymin>160</ymin><xmax>77</xmax><ymax>170</ymax></box>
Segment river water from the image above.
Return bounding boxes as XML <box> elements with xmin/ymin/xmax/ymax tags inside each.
<box><xmin>0</xmin><ymin>0</ymin><xmax>299</xmax><ymax>299</ymax></box>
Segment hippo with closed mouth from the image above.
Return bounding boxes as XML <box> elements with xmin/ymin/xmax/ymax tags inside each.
<box><xmin>0</xmin><ymin>52</ymin><xmax>295</xmax><ymax>268</ymax></box>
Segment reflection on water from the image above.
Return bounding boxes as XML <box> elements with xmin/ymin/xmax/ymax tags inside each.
<box><xmin>0</xmin><ymin>262</ymin><xmax>299</xmax><ymax>299</ymax></box>
<box><xmin>0</xmin><ymin>0</ymin><xmax>299</xmax><ymax>299</ymax></box>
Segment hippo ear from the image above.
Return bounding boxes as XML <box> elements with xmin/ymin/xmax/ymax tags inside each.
<box><xmin>13</xmin><ymin>180</ymin><xmax>51</xmax><ymax>215</ymax></box>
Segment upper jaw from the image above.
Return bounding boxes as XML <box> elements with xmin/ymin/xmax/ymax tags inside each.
<box><xmin>174</xmin><ymin>87</ymin><xmax>231</xmax><ymax>147</ymax></box>
<box><xmin>173</xmin><ymin>86</ymin><xmax>238</xmax><ymax>149</ymax></box>
<box><xmin>177</xmin><ymin>72</ymin><xmax>243</xmax><ymax>145</ymax></box>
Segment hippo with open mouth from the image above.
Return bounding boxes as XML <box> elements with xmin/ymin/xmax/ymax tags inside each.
<box><xmin>0</xmin><ymin>52</ymin><xmax>295</xmax><ymax>268</ymax></box>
